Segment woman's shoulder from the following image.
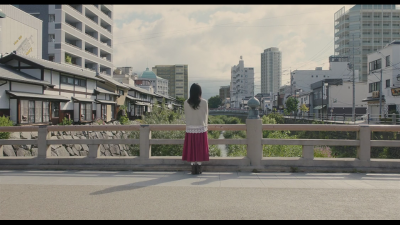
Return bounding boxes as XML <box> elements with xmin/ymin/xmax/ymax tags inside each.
<box><xmin>201</xmin><ymin>98</ymin><xmax>208</xmax><ymax>103</ymax></box>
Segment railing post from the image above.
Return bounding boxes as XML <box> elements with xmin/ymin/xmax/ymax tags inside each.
<box><xmin>392</xmin><ymin>113</ymin><xmax>396</xmax><ymax>125</ymax></box>
<box><xmin>302</xmin><ymin>145</ymin><xmax>314</xmax><ymax>160</ymax></box>
<box><xmin>246</xmin><ymin>119</ymin><xmax>262</xmax><ymax>167</ymax></box>
<box><xmin>88</xmin><ymin>144</ymin><xmax>100</xmax><ymax>158</ymax></box>
<box><xmin>357</xmin><ymin>125</ymin><xmax>371</xmax><ymax>161</ymax></box>
<box><xmin>140</xmin><ymin>125</ymin><xmax>151</xmax><ymax>159</ymax></box>
<box><xmin>37</xmin><ymin>125</ymin><xmax>51</xmax><ymax>158</ymax></box>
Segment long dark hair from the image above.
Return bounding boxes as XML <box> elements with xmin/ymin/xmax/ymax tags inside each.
<box><xmin>187</xmin><ymin>83</ymin><xmax>202</xmax><ymax>110</ymax></box>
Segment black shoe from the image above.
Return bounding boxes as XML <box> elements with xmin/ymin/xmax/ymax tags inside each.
<box><xmin>191</xmin><ymin>164</ymin><xmax>197</xmax><ymax>175</ymax></box>
<box><xmin>196</xmin><ymin>164</ymin><xmax>202</xmax><ymax>174</ymax></box>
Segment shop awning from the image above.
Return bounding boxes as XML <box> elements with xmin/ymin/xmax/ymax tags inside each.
<box><xmin>313</xmin><ymin>105</ymin><xmax>326</xmax><ymax>110</ymax></box>
<box><xmin>72</xmin><ymin>97</ymin><xmax>94</xmax><ymax>102</ymax></box>
<box><xmin>95</xmin><ymin>99</ymin><xmax>116</xmax><ymax>104</ymax></box>
<box><xmin>6</xmin><ymin>91</ymin><xmax>70</xmax><ymax>101</ymax></box>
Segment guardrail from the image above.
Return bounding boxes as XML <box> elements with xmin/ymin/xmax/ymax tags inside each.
<box><xmin>1</xmin><ymin>122</ymin><xmax>400</xmax><ymax>172</ymax></box>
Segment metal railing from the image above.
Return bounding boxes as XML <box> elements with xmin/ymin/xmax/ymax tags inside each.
<box><xmin>0</xmin><ymin>123</ymin><xmax>399</xmax><ymax>172</ymax></box>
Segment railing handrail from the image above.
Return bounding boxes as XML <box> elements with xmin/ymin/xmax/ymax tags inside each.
<box><xmin>1</xmin><ymin>122</ymin><xmax>400</xmax><ymax>172</ymax></box>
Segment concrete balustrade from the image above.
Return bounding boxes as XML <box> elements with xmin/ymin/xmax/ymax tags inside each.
<box><xmin>0</xmin><ymin>120</ymin><xmax>400</xmax><ymax>172</ymax></box>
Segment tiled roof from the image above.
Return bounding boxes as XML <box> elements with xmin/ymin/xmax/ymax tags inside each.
<box><xmin>0</xmin><ymin>64</ymin><xmax>53</xmax><ymax>86</ymax></box>
<box><xmin>72</xmin><ymin>96</ymin><xmax>94</xmax><ymax>102</ymax></box>
<box><xmin>96</xmin><ymin>74</ymin><xmax>130</xmax><ymax>89</ymax></box>
<box><xmin>0</xmin><ymin>53</ymin><xmax>103</xmax><ymax>81</ymax></box>
<box><xmin>6</xmin><ymin>91</ymin><xmax>70</xmax><ymax>101</ymax></box>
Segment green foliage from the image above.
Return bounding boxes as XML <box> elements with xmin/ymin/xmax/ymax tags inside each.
<box><xmin>285</xmin><ymin>96</ymin><xmax>299</xmax><ymax>114</ymax></box>
<box><xmin>128</xmin><ymin>99</ymin><xmax>185</xmax><ymax>156</ymax></box>
<box><xmin>175</xmin><ymin>96</ymin><xmax>186</xmax><ymax>105</ymax></box>
<box><xmin>65</xmin><ymin>54</ymin><xmax>72</xmax><ymax>64</ymax></box>
<box><xmin>263</xmin><ymin>130</ymin><xmax>302</xmax><ymax>157</ymax></box>
<box><xmin>226</xmin><ymin>135</ymin><xmax>247</xmax><ymax>157</ymax></box>
<box><xmin>209</xmin><ymin>145</ymin><xmax>221</xmax><ymax>157</ymax></box>
<box><xmin>60</xmin><ymin>117</ymin><xmax>73</xmax><ymax>125</ymax></box>
<box><xmin>266</xmin><ymin>112</ymin><xmax>284</xmax><ymax>124</ymax></box>
<box><xmin>208</xmin><ymin>95</ymin><xmax>222</xmax><ymax>109</ymax></box>
<box><xmin>299</xmin><ymin>104</ymin><xmax>309</xmax><ymax>113</ymax></box>
<box><xmin>0</xmin><ymin>115</ymin><xmax>14</xmax><ymax>139</ymax></box>
<box><xmin>118</xmin><ymin>105</ymin><xmax>130</xmax><ymax>125</ymax></box>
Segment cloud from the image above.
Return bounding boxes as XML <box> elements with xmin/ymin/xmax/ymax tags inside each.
<box><xmin>112</xmin><ymin>5</ymin><xmax>355</xmax><ymax>100</ymax></box>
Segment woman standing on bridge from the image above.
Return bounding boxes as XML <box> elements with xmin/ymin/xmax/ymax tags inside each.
<box><xmin>182</xmin><ymin>83</ymin><xmax>209</xmax><ymax>175</ymax></box>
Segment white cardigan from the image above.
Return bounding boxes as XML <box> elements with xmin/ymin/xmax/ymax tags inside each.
<box><xmin>184</xmin><ymin>98</ymin><xmax>208</xmax><ymax>133</ymax></box>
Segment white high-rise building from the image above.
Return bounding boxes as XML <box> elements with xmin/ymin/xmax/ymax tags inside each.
<box><xmin>334</xmin><ymin>4</ymin><xmax>400</xmax><ymax>82</ymax></box>
<box><xmin>261</xmin><ymin>47</ymin><xmax>281</xmax><ymax>94</ymax></box>
<box><xmin>17</xmin><ymin>5</ymin><xmax>114</xmax><ymax>76</ymax></box>
<box><xmin>230</xmin><ymin>56</ymin><xmax>254</xmax><ymax>108</ymax></box>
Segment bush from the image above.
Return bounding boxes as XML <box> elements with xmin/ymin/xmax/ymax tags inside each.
<box><xmin>0</xmin><ymin>115</ymin><xmax>14</xmax><ymax>139</ymax></box>
<box><xmin>60</xmin><ymin>117</ymin><xmax>73</xmax><ymax>125</ymax></box>
<box><xmin>267</xmin><ymin>112</ymin><xmax>284</xmax><ymax>124</ymax></box>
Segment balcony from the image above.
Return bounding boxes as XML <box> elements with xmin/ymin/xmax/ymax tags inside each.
<box><xmin>64</xmin><ymin>22</ymin><xmax>82</xmax><ymax>33</ymax></box>
<box><xmin>67</xmin><ymin>4</ymin><xmax>82</xmax><ymax>14</ymax></box>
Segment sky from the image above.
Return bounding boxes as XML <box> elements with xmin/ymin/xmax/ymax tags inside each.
<box><xmin>113</xmin><ymin>4</ymin><xmax>355</xmax><ymax>100</ymax></box>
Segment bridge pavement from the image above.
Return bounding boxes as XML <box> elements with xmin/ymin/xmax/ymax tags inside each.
<box><xmin>1</xmin><ymin>170</ymin><xmax>399</xmax><ymax>220</ymax></box>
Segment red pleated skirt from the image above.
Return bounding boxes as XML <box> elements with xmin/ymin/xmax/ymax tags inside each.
<box><xmin>182</xmin><ymin>131</ymin><xmax>209</xmax><ymax>162</ymax></box>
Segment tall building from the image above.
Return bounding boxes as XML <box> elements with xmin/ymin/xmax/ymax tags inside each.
<box><xmin>17</xmin><ymin>5</ymin><xmax>113</xmax><ymax>75</ymax></box>
<box><xmin>152</xmin><ymin>64</ymin><xmax>188</xmax><ymax>99</ymax></box>
<box><xmin>334</xmin><ymin>4</ymin><xmax>400</xmax><ymax>82</ymax></box>
<box><xmin>219</xmin><ymin>85</ymin><xmax>230</xmax><ymax>101</ymax></box>
<box><xmin>261</xmin><ymin>47</ymin><xmax>282</xmax><ymax>94</ymax></box>
<box><xmin>0</xmin><ymin>5</ymin><xmax>42</xmax><ymax>58</ymax></box>
<box><xmin>230</xmin><ymin>56</ymin><xmax>254</xmax><ymax>108</ymax></box>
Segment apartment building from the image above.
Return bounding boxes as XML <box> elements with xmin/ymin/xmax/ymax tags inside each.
<box><xmin>334</xmin><ymin>4</ymin><xmax>400</xmax><ymax>82</ymax></box>
<box><xmin>230</xmin><ymin>56</ymin><xmax>255</xmax><ymax>108</ymax></box>
<box><xmin>219</xmin><ymin>85</ymin><xmax>230</xmax><ymax>101</ymax></box>
<box><xmin>152</xmin><ymin>64</ymin><xmax>188</xmax><ymax>99</ymax></box>
<box><xmin>364</xmin><ymin>40</ymin><xmax>400</xmax><ymax>119</ymax></box>
<box><xmin>261</xmin><ymin>47</ymin><xmax>281</xmax><ymax>94</ymax></box>
<box><xmin>0</xmin><ymin>5</ymin><xmax>42</xmax><ymax>59</ymax></box>
<box><xmin>17</xmin><ymin>4</ymin><xmax>113</xmax><ymax>75</ymax></box>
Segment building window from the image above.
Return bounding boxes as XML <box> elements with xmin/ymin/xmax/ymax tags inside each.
<box><xmin>386</xmin><ymin>55</ymin><xmax>390</xmax><ymax>67</ymax></box>
<box><xmin>61</xmin><ymin>75</ymin><xmax>86</xmax><ymax>87</ymax></box>
<box><xmin>386</xmin><ymin>79</ymin><xmax>390</xmax><ymax>88</ymax></box>
<box><xmin>52</xmin><ymin>102</ymin><xmax>59</xmax><ymax>117</ymax></box>
<box><xmin>48</xmin><ymin>34</ymin><xmax>55</xmax><ymax>42</ymax></box>
<box><xmin>49</xmin><ymin>14</ymin><xmax>55</xmax><ymax>22</ymax></box>
<box><xmin>369</xmin><ymin>59</ymin><xmax>382</xmax><ymax>72</ymax></box>
<box><xmin>119</xmin><ymin>90</ymin><xmax>124</xmax><ymax>95</ymax></box>
<box><xmin>21</xmin><ymin>100</ymin><xmax>49</xmax><ymax>123</ymax></box>
<box><xmin>48</xmin><ymin>55</ymin><xmax>54</xmax><ymax>62</ymax></box>
<box><xmin>369</xmin><ymin>81</ymin><xmax>381</xmax><ymax>93</ymax></box>
<box><xmin>80</xmin><ymin>103</ymin><xmax>92</xmax><ymax>121</ymax></box>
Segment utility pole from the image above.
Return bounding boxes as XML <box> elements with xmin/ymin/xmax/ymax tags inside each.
<box><xmin>290</xmin><ymin>69</ymin><xmax>292</xmax><ymax>97</ymax></box>
<box><xmin>352</xmin><ymin>34</ymin><xmax>355</xmax><ymax>124</ymax></box>
<box><xmin>379</xmin><ymin>66</ymin><xmax>382</xmax><ymax>118</ymax></box>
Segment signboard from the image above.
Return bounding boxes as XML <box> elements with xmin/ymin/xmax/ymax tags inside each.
<box><xmin>391</xmin><ymin>87</ymin><xmax>400</xmax><ymax>96</ymax></box>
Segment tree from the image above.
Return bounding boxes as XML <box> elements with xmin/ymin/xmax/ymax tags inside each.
<box><xmin>175</xmin><ymin>96</ymin><xmax>186</xmax><ymax>105</ymax></box>
<box><xmin>285</xmin><ymin>96</ymin><xmax>299</xmax><ymax>114</ymax></box>
<box><xmin>299</xmin><ymin>104</ymin><xmax>309</xmax><ymax>115</ymax></box>
<box><xmin>208</xmin><ymin>95</ymin><xmax>222</xmax><ymax>109</ymax></box>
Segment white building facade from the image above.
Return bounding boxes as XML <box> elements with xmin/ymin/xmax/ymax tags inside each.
<box><xmin>292</xmin><ymin>56</ymin><xmax>359</xmax><ymax>93</ymax></box>
<box><xmin>230</xmin><ymin>56</ymin><xmax>254</xmax><ymax>108</ymax></box>
<box><xmin>334</xmin><ymin>4</ymin><xmax>400</xmax><ymax>82</ymax></box>
<box><xmin>137</xmin><ymin>68</ymin><xmax>168</xmax><ymax>96</ymax></box>
<box><xmin>365</xmin><ymin>40</ymin><xmax>400</xmax><ymax>119</ymax></box>
<box><xmin>261</xmin><ymin>47</ymin><xmax>281</xmax><ymax>94</ymax></box>
<box><xmin>0</xmin><ymin>5</ymin><xmax>42</xmax><ymax>59</ymax></box>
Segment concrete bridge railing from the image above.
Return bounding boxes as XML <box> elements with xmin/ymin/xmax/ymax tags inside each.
<box><xmin>0</xmin><ymin>121</ymin><xmax>400</xmax><ymax>172</ymax></box>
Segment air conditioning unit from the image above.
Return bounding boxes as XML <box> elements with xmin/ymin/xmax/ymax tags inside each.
<box><xmin>372</xmin><ymin>91</ymin><xmax>380</xmax><ymax>98</ymax></box>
